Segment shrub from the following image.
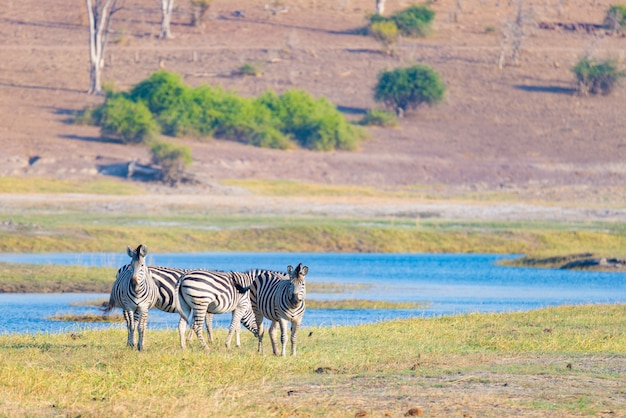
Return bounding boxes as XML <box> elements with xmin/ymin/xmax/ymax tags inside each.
<box><xmin>367</xmin><ymin>4</ymin><xmax>435</xmax><ymax>38</ymax></box>
<box><xmin>358</xmin><ymin>109</ymin><xmax>398</xmax><ymax>127</ymax></box>
<box><xmin>369</xmin><ymin>20</ymin><xmax>399</xmax><ymax>54</ymax></box>
<box><xmin>99</xmin><ymin>95</ymin><xmax>159</xmax><ymax>143</ymax></box>
<box><xmin>86</xmin><ymin>71</ymin><xmax>363</xmax><ymax>151</ymax></box>
<box><xmin>604</xmin><ymin>4</ymin><xmax>626</xmax><ymax>31</ymax></box>
<box><xmin>128</xmin><ymin>70</ymin><xmax>189</xmax><ymax>115</ymax></box>
<box><xmin>149</xmin><ymin>140</ymin><xmax>192</xmax><ymax>184</ymax></box>
<box><xmin>237</xmin><ymin>62</ymin><xmax>262</xmax><ymax>77</ymax></box>
<box><xmin>256</xmin><ymin>89</ymin><xmax>364</xmax><ymax>150</ymax></box>
<box><xmin>386</xmin><ymin>4</ymin><xmax>435</xmax><ymax>37</ymax></box>
<box><xmin>572</xmin><ymin>57</ymin><xmax>625</xmax><ymax>96</ymax></box>
<box><xmin>374</xmin><ymin>64</ymin><xmax>446</xmax><ymax>115</ymax></box>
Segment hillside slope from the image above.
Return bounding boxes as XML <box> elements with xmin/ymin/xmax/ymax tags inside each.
<box><xmin>1</xmin><ymin>0</ymin><xmax>625</xmax><ymax>204</ymax></box>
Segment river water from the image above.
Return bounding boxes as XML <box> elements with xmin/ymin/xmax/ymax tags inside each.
<box><xmin>0</xmin><ymin>252</ymin><xmax>624</xmax><ymax>334</ymax></box>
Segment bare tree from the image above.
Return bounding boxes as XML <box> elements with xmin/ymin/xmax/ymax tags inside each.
<box><xmin>159</xmin><ymin>0</ymin><xmax>175</xmax><ymax>39</ymax></box>
<box><xmin>375</xmin><ymin>0</ymin><xmax>385</xmax><ymax>15</ymax></box>
<box><xmin>497</xmin><ymin>0</ymin><xmax>535</xmax><ymax>69</ymax></box>
<box><xmin>86</xmin><ymin>0</ymin><xmax>120</xmax><ymax>94</ymax></box>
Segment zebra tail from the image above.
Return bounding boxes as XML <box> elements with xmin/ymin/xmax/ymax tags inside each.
<box><xmin>102</xmin><ymin>293</ymin><xmax>116</xmax><ymax>315</ymax></box>
<box><xmin>173</xmin><ymin>276</ymin><xmax>190</xmax><ymax>320</ymax></box>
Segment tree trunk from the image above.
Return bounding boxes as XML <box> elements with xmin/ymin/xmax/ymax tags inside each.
<box><xmin>375</xmin><ymin>0</ymin><xmax>385</xmax><ymax>15</ymax></box>
<box><xmin>159</xmin><ymin>0</ymin><xmax>175</xmax><ymax>39</ymax></box>
<box><xmin>86</xmin><ymin>0</ymin><xmax>118</xmax><ymax>95</ymax></box>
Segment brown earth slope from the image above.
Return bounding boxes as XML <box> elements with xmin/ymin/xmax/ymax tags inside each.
<box><xmin>0</xmin><ymin>0</ymin><xmax>625</xmax><ymax>204</ymax></box>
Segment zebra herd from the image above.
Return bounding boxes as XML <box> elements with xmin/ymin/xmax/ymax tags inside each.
<box><xmin>104</xmin><ymin>244</ymin><xmax>308</xmax><ymax>356</ymax></box>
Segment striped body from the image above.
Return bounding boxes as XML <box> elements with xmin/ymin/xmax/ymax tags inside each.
<box><xmin>144</xmin><ymin>266</ymin><xmax>257</xmax><ymax>345</ymax></box>
<box><xmin>150</xmin><ymin>265</ymin><xmax>187</xmax><ymax>313</ymax></box>
<box><xmin>238</xmin><ymin>263</ymin><xmax>308</xmax><ymax>356</ymax></box>
<box><xmin>105</xmin><ymin>244</ymin><xmax>157</xmax><ymax>351</ymax></box>
<box><xmin>176</xmin><ymin>270</ymin><xmax>257</xmax><ymax>350</ymax></box>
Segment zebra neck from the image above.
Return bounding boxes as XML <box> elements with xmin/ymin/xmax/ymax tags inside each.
<box><xmin>288</xmin><ymin>292</ymin><xmax>303</xmax><ymax>309</ymax></box>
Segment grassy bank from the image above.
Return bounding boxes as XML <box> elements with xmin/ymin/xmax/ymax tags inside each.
<box><xmin>2</xmin><ymin>177</ymin><xmax>626</xmax><ymax>258</ymax></box>
<box><xmin>2</xmin><ymin>212</ymin><xmax>626</xmax><ymax>257</ymax></box>
<box><xmin>0</xmin><ymin>263</ymin><xmax>379</xmax><ymax>294</ymax></box>
<box><xmin>1</xmin><ymin>304</ymin><xmax>624</xmax><ymax>416</ymax></box>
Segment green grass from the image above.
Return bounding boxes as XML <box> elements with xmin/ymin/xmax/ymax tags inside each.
<box><xmin>2</xmin><ymin>220</ymin><xmax>626</xmax><ymax>258</ymax></box>
<box><xmin>306</xmin><ymin>299</ymin><xmax>427</xmax><ymax>310</ymax></box>
<box><xmin>0</xmin><ymin>177</ymin><xmax>145</xmax><ymax>194</ymax></box>
<box><xmin>222</xmin><ymin>179</ymin><xmax>389</xmax><ymax>197</ymax></box>
<box><xmin>0</xmin><ymin>264</ymin><xmax>375</xmax><ymax>294</ymax></box>
<box><xmin>2</xmin><ymin>177</ymin><xmax>626</xmax><ymax>260</ymax></box>
<box><xmin>0</xmin><ymin>263</ymin><xmax>116</xmax><ymax>293</ymax></box>
<box><xmin>0</xmin><ymin>304</ymin><xmax>624</xmax><ymax>416</ymax></box>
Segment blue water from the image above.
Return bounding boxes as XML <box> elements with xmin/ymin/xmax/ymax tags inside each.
<box><xmin>0</xmin><ymin>252</ymin><xmax>624</xmax><ymax>335</ymax></box>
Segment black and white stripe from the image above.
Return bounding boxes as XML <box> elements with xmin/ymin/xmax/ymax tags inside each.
<box><xmin>235</xmin><ymin>263</ymin><xmax>308</xmax><ymax>356</ymax></box>
<box><xmin>104</xmin><ymin>244</ymin><xmax>158</xmax><ymax>351</ymax></box>
<box><xmin>176</xmin><ymin>270</ymin><xmax>257</xmax><ymax>349</ymax></box>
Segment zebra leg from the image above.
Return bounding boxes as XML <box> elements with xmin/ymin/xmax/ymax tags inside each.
<box><xmin>225</xmin><ymin>306</ymin><xmax>245</xmax><ymax>349</ymax></box>
<box><xmin>177</xmin><ymin>302</ymin><xmax>192</xmax><ymax>349</ymax></box>
<box><xmin>269</xmin><ymin>320</ymin><xmax>281</xmax><ymax>356</ymax></box>
<box><xmin>290</xmin><ymin>319</ymin><xmax>301</xmax><ymax>356</ymax></box>
<box><xmin>205</xmin><ymin>313</ymin><xmax>214</xmax><ymax>344</ymax></box>
<box><xmin>191</xmin><ymin>309</ymin><xmax>210</xmax><ymax>350</ymax></box>
<box><xmin>255</xmin><ymin>311</ymin><xmax>265</xmax><ymax>354</ymax></box>
<box><xmin>136</xmin><ymin>308</ymin><xmax>149</xmax><ymax>351</ymax></box>
<box><xmin>177</xmin><ymin>316</ymin><xmax>187</xmax><ymax>349</ymax></box>
<box><xmin>123</xmin><ymin>310</ymin><xmax>135</xmax><ymax>348</ymax></box>
<box><xmin>186</xmin><ymin>309</ymin><xmax>196</xmax><ymax>344</ymax></box>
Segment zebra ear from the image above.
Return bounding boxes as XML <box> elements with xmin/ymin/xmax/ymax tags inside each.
<box><xmin>126</xmin><ymin>246</ymin><xmax>134</xmax><ymax>258</ymax></box>
<box><xmin>300</xmin><ymin>265</ymin><xmax>308</xmax><ymax>276</ymax></box>
<box><xmin>287</xmin><ymin>265</ymin><xmax>293</xmax><ymax>274</ymax></box>
<box><xmin>138</xmin><ymin>245</ymin><xmax>148</xmax><ymax>257</ymax></box>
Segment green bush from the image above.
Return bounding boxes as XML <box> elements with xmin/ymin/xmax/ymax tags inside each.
<box><xmin>129</xmin><ymin>70</ymin><xmax>189</xmax><ymax>115</ymax></box>
<box><xmin>358</xmin><ymin>109</ymin><xmax>398</xmax><ymax>127</ymax></box>
<box><xmin>149</xmin><ymin>140</ymin><xmax>192</xmax><ymax>184</ymax></box>
<box><xmin>572</xmin><ymin>57</ymin><xmax>625</xmax><ymax>96</ymax></box>
<box><xmin>391</xmin><ymin>5</ymin><xmax>435</xmax><ymax>37</ymax></box>
<box><xmin>256</xmin><ymin>89</ymin><xmax>364</xmax><ymax>150</ymax></box>
<box><xmin>99</xmin><ymin>95</ymin><xmax>159</xmax><ymax>143</ymax></box>
<box><xmin>374</xmin><ymin>64</ymin><xmax>446</xmax><ymax>114</ymax></box>
<box><xmin>370</xmin><ymin>20</ymin><xmax>399</xmax><ymax>54</ymax></box>
<box><xmin>604</xmin><ymin>4</ymin><xmax>626</xmax><ymax>30</ymax></box>
<box><xmin>237</xmin><ymin>62</ymin><xmax>262</xmax><ymax>77</ymax></box>
<box><xmin>86</xmin><ymin>71</ymin><xmax>363</xmax><ymax>151</ymax></box>
<box><xmin>369</xmin><ymin>4</ymin><xmax>435</xmax><ymax>38</ymax></box>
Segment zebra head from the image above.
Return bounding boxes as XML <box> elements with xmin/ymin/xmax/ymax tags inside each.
<box><xmin>126</xmin><ymin>244</ymin><xmax>148</xmax><ymax>286</ymax></box>
<box><xmin>287</xmin><ymin>263</ymin><xmax>308</xmax><ymax>305</ymax></box>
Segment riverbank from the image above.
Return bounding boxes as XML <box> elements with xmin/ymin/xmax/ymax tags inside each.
<box><xmin>2</xmin><ymin>194</ymin><xmax>626</xmax><ymax>261</ymax></box>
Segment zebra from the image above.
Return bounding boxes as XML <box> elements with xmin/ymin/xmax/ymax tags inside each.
<box><xmin>233</xmin><ymin>263</ymin><xmax>308</xmax><ymax>356</ymax></box>
<box><xmin>104</xmin><ymin>244</ymin><xmax>158</xmax><ymax>351</ymax></box>
<box><xmin>176</xmin><ymin>270</ymin><xmax>257</xmax><ymax>350</ymax></box>
<box><xmin>106</xmin><ymin>261</ymin><xmax>256</xmax><ymax>349</ymax></box>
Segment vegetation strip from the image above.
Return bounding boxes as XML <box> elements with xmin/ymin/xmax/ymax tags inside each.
<box><xmin>48</xmin><ymin>299</ymin><xmax>428</xmax><ymax>323</ymax></box>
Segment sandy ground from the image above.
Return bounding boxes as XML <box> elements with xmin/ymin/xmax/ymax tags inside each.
<box><xmin>1</xmin><ymin>0</ymin><xmax>626</xmax><ymax>221</ymax></box>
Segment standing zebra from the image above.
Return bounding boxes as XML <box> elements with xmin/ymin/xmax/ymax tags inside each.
<box><xmin>176</xmin><ymin>270</ymin><xmax>257</xmax><ymax>350</ymax></box>
<box><xmin>104</xmin><ymin>244</ymin><xmax>158</xmax><ymax>351</ymax></box>
<box><xmin>235</xmin><ymin>263</ymin><xmax>308</xmax><ymax>356</ymax></box>
<box><xmin>106</xmin><ymin>260</ymin><xmax>257</xmax><ymax>349</ymax></box>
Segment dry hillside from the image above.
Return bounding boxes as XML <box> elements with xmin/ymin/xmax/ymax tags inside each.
<box><xmin>1</xmin><ymin>0</ymin><xmax>625</xmax><ymax>204</ymax></box>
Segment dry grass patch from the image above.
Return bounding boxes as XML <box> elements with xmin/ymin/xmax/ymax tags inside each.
<box><xmin>0</xmin><ymin>304</ymin><xmax>624</xmax><ymax>416</ymax></box>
